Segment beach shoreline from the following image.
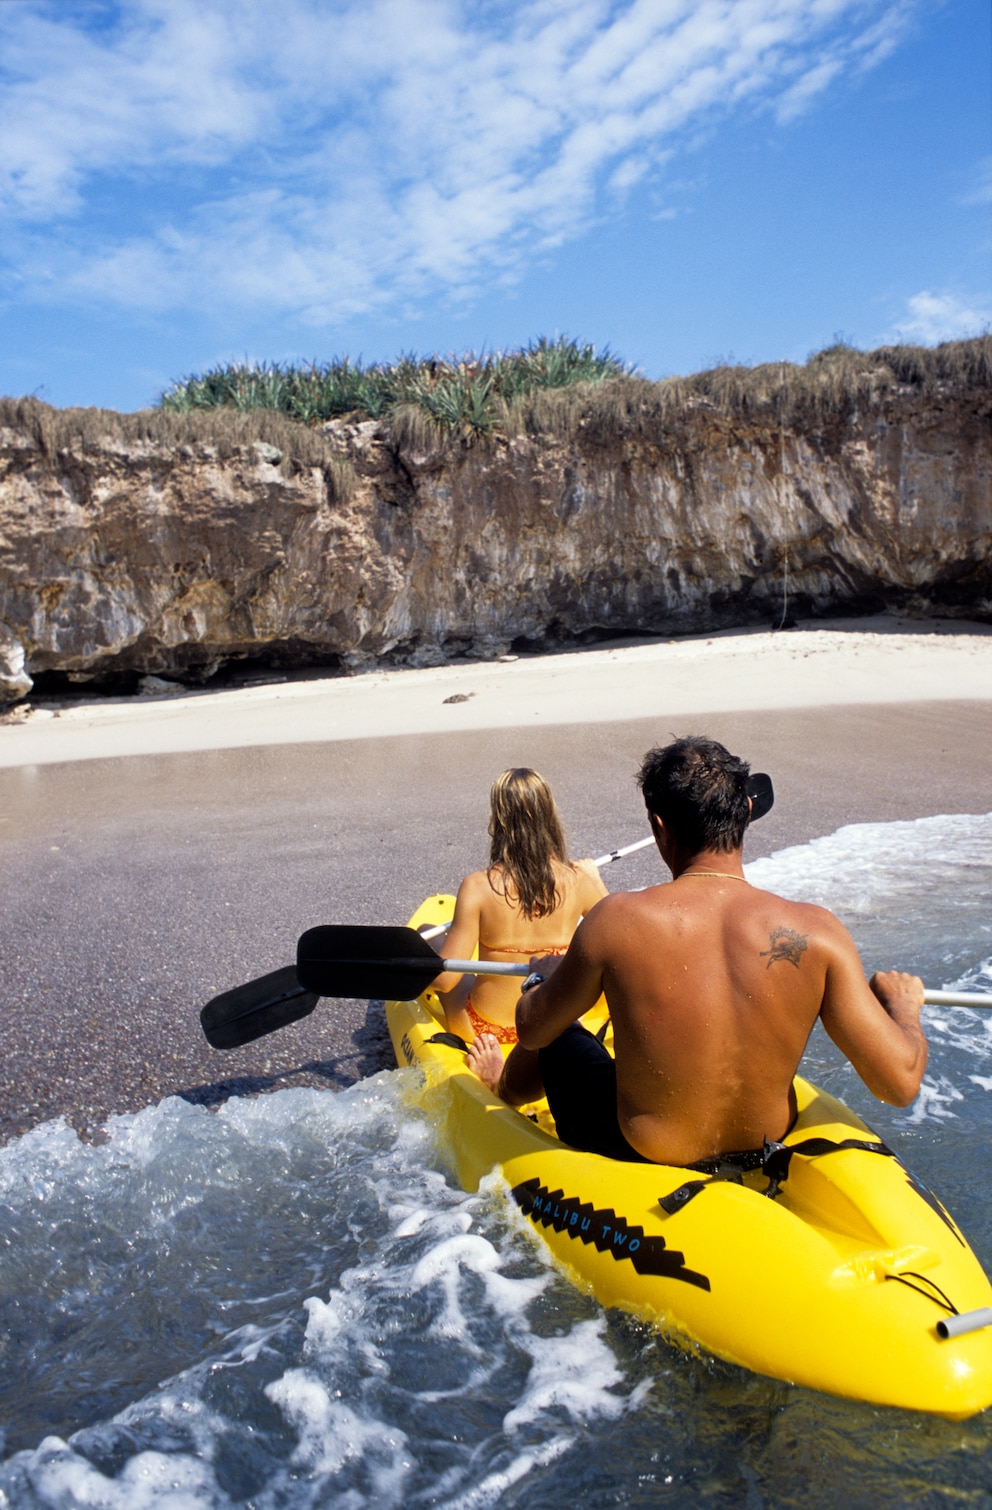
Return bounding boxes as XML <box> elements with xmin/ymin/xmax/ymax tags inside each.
<box><xmin>2</xmin><ymin>615</ymin><xmax>991</xmax><ymax>768</ymax></box>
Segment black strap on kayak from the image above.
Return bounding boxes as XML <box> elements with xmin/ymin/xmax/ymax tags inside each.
<box><xmin>760</xmin><ymin>1135</ymin><xmax>895</xmax><ymax>1199</ymax></box>
<box><xmin>657</xmin><ymin>1178</ymin><xmax>715</xmax><ymax>1214</ymax></box>
<box><xmin>427</xmin><ymin>1031</ymin><xmax>469</xmax><ymax>1051</ymax></box>
<box><xmin>658</xmin><ymin>1135</ymin><xmax>894</xmax><ymax>1214</ymax></box>
<box><xmin>884</xmin><ymin>1270</ymin><xmax>957</xmax><ymax>1316</ymax></box>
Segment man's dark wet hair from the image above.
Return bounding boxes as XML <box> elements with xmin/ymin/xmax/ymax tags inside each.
<box><xmin>637</xmin><ymin>736</ymin><xmax>751</xmax><ymax>854</ymax></box>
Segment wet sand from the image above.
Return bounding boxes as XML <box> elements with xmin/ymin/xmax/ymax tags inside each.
<box><xmin>1</xmin><ymin>622</ymin><xmax>991</xmax><ymax>1146</ymax></box>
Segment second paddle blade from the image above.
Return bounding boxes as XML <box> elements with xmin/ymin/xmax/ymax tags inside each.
<box><xmin>747</xmin><ymin>772</ymin><xmax>774</xmax><ymax>822</ymax></box>
<box><xmin>297</xmin><ymin>924</ymin><xmax>444</xmax><ymax>1001</ymax></box>
<box><xmin>200</xmin><ymin>965</ymin><xmax>318</xmax><ymax>1049</ymax></box>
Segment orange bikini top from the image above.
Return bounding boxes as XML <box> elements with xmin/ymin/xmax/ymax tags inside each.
<box><xmin>479</xmin><ymin>941</ymin><xmax>569</xmax><ymax>955</ymax></box>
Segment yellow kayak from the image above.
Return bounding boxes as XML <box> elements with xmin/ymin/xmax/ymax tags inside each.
<box><xmin>387</xmin><ymin>893</ymin><xmax>992</xmax><ymax>1418</ymax></box>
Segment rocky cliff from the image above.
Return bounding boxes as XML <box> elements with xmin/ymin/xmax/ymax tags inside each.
<box><xmin>1</xmin><ymin>364</ymin><xmax>990</xmax><ymax>703</ymax></box>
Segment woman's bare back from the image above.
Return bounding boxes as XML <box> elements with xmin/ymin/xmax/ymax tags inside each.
<box><xmin>439</xmin><ymin>859</ymin><xmax>607</xmax><ymax>1031</ymax></box>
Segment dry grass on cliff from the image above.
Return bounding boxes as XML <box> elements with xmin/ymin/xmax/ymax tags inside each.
<box><xmin>692</xmin><ymin>335</ymin><xmax>992</xmax><ymax>423</ymax></box>
<box><xmin>3</xmin><ymin>335</ymin><xmax>988</xmax><ymax>475</ymax></box>
<box><xmin>380</xmin><ymin>335</ymin><xmax>992</xmax><ymax>450</ymax></box>
<box><xmin>504</xmin><ymin>335</ymin><xmax>992</xmax><ymax>445</ymax></box>
<box><xmin>0</xmin><ymin>396</ymin><xmax>357</xmax><ymax>500</ymax></box>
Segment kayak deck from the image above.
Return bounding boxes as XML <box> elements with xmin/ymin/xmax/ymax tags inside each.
<box><xmin>387</xmin><ymin>893</ymin><xmax>992</xmax><ymax>1418</ymax></box>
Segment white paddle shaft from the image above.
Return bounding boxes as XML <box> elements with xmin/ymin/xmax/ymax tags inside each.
<box><xmin>441</xmin><ymin>958</ymin><xmax>531</xmax><ymax>977</ymax></box>
<box><xmin>436</xmin><ymin>966</ymin><xmax>992</xmax><ymax>1001</ymax></box>
<box><xmin>593</xmin><ymin>836</ymin><xmax>655</xmax><ymax>866</ymax></box>
<box><xmin>923</xmin><ymin>990</ymin><xmax>992</xmax><ymax>1008</ymax></box>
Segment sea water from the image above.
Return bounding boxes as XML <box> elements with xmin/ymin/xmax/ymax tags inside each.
<box><xmin>2</xmin><ymin>813</ymin><xmax>992</xmax><ymax>1510</ymax></box>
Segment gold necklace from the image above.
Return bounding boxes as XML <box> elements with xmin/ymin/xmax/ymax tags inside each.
<box><xmin>679</xmin><ymin>870</ymin><xmax>748</xmax><ymax>883</ymax></box>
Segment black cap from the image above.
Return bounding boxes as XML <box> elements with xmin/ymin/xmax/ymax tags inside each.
<box><xmin>746</xmin><ymin>773</ymin><xmax>774</xmax><ymax>822</ymax></box>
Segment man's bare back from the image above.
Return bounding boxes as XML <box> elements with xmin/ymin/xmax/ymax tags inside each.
<box><xmin>470</xmin><ymin>737</ymin><xmax>927</xmax><ymax>1167</ymax></box>
<box><xmin>525</xmin><ymin>870</ymin><xmax>926</xmax><ymax>1163</ymax></box>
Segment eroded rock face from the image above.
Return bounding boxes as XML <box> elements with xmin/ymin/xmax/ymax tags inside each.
<box><xmin>0</xmin><ymin>620</ymin><xmax>31</xmax><ymax>702</ymax></box>
<box><xmin>0</xmin><ymin>391</ymin><xmax>989</xmax><ymax>701</ymax></box>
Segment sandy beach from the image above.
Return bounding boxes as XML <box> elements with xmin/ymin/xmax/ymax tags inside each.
<box><xmin>2</xmin><ymin>616</ymin><xmax>991</xmax><ymax>768</ymax></box>
<box><xmin>2</xmin><ymin>615</ymin><xmax>990</xmax><ymax>1146</ymax></box>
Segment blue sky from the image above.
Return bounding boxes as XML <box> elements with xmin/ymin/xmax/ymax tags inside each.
<box><xmin>1</xmin><ymin>0</ymin><xmax>989</xmax><ymax>413</ymax></box>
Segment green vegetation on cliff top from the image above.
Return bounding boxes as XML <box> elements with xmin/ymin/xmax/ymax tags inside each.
<box><xmin>157</xmin><ymin>333</ymin><xmax>991</xmax><ymax>442</ymax></box>
<box><xmin>2</xmin><ymin>336</ymin><xmax>989</xmax><ymax>474</ymax></box>
<box><xmin>159</xmin><ymin>337</ymin><xmax>629</xmax><ymax>436</ymax></box>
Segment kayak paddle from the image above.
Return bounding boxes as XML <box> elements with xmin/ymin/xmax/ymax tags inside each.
<box><xmin>200</xmin><ymin>965</ymin><xmax>319</xmax><ymax>1049</ymax></box>
<box><xmin>196</xmin><ymin>820</ymin><xmax>677</xmax><ymax>1049</ymax></box>
<box><xmin>295</xmin><ymin>924</ymin><xmax>529</xmax><ymax>1001</ymax></box>
<box><xmin>201</xmin><ymin>921</ymin><xmax>992</xmax><ymax>1050</ymax></box>
<box><xmin>198</xmin><ymin>925</ymin><xmax>523</xmax><ymax>1049</ymax></box>
<box><xmin>196</xmin><ymin>770</ymin><xmax>795</xmax><ymax>1050</ymax></box>
<box><xmin>294</xmin><ymin>926</ymin><xmax>992</xmax><ymax>1011</ymax></box>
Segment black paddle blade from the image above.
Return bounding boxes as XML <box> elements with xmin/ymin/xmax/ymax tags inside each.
<box><xmin>200</xmin><ymin>965</ymin><xmax>318</xmax><ymax>1049</ymax></box>
<box><xmin>297</xmin><ymin>924</ymin><xmax>444</xmax><ymax>1001</ymax></box>
<box><xmin>747</xmin><ymin>772</ymin><xmax>774</xmax><ymax>822</ymax></box>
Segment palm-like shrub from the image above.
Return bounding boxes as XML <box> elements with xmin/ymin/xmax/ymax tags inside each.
<box><xmin>159</xmin><ymin>338</ymin><xmax>630</xmax><ymax>436</ymax></box>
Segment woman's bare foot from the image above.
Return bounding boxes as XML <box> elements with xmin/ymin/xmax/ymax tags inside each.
<box><xmin>466</xmin><ymin>1033</ymin><xmax>504</xmax><ymax>1095</ymax></box>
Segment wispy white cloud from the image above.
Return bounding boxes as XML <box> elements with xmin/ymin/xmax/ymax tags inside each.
<box><xmin>961</xmin><ymin>156</ymin><xmax>992</xmax><ymax>207</ymax></box>
<box><xmin>0</xmin><ymin>0</ymin><xmax>916</xmax><ymax>324</ymax></box>
<box><xmin>775</xmin><ymin>56</ymin><xmax>845</xmax><ymax>120</ymax></box>
<box><xmin>774</xmin><ymin>1</ymin><xmax>909</xmax><ymax>121</ymax></box>
<box><xmin>892</xmin><ymin>290</ymin><xmax>992</xmax><ymax>344</ymax></box>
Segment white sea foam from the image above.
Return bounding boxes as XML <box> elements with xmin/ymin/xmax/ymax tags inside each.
<box><xmin>0</xmin><ymin>1090</ymin><xmax>637</xmax><ymax>1507</ymax></box>
<box><xmin>3</xmin><ymin>812</ymin><xmax>992</xmax><ymax>1506</ymax></box>
<box><xmin>500</xmin><ymin>1319</ymin><xmax>628</xmax><ymax>1432</ymax></box>
<box><xmin>746</xmin><ymin>812</ymin><xmax>992</xmax><ymax>960</ymax></box>
<box><xmin>4</xmin><ymin>1437</ymin><xmax>222</xmax><ymax>1510</ymax></box>
<box><xmin>746</xmin><ymin>812</ymin><xmax>992</xmax><ymax>1128</ymax></box>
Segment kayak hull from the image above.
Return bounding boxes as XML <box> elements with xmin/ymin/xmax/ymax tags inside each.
<box><xmin>387</xmin><ymin>894</ymin><xmax>992</xmax><ymax>1418</ymax></box>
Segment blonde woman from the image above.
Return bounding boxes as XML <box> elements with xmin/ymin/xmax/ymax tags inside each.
<box><xmin>434</xmin><ymin>769</ymin><xmax>608</xmax><ymax>1049</ymax></box>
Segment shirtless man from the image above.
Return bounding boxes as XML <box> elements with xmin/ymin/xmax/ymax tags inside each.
<box><xmin>468</xmin><ymin>736</ymin><xmax>928</xmax><ymax>1165</ymax></box>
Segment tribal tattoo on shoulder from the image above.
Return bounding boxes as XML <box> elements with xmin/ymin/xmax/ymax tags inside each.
<box><xmin>760</xmin><ymin>926</ymin><xmax>809</xmax><ymax>969</ymax></box>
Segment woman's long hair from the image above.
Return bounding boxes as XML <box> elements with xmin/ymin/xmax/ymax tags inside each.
<box><xmin>488</xmin><ymin>768</ymin><xmax>571</xmax><ymax>917</ymax></box>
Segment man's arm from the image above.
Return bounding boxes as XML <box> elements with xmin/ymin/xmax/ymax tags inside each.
<box><xmin>516</xmin><ymin>907</ymin><xmax>608</xmax><ymax>1049</ymax></box>
<box><xmin>818</xmin><ymin>915</ymin><xmax>927</xmax><ymax>1106</ymax></box>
